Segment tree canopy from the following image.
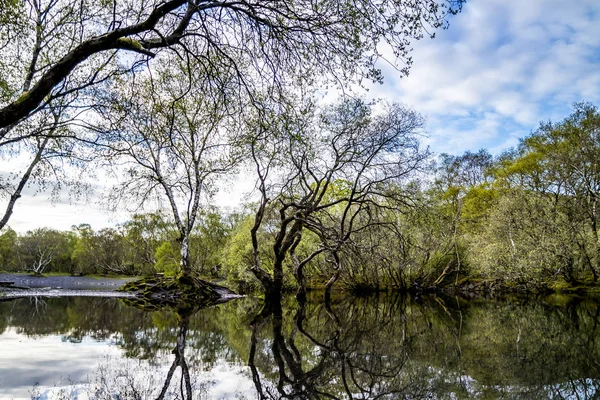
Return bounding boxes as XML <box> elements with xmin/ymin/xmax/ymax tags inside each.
<box><xmin>0</xmin><ymin>0</ymin><xmax>463</xmax><ymax>130</ymax></box>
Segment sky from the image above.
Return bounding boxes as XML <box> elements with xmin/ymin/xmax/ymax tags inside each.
<box><xmin>3</xmin><ymin>0</ymin><xmax>600</xmax><ymax>232</ymax></box>
<box><xmin>368</xmin><ymin>0</ymin><xmax>600</xmax><ymax>154</ymax></box>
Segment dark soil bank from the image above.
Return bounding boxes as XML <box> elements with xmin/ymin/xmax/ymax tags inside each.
<box><xmin>0</xmin><ymin>273</ymin><xmax>135</xmax><ymax>291</ymax></box>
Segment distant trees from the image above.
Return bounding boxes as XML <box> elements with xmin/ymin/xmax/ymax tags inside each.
<box><xmin>71</xmin><ymin>225</ymin><xmax>134</xmax><ymax>275</ymax></box>
<box><xmin>121</xmin><ymin>213</ymin><xmax>176</xmax><ymax>271</ymax></box>
<box><xmin>16</xmin><ymin>228</ymin><xmax>75</xmax><ymax>275</ymax></box>
<box><xmin>0</xmin><ymin>212</ymin><xmax>228</xmax><ymax>276</ymax></box>
<box><xmin>470</xmin><ymin>102</ymin><xmax>600</xmax><ymax>284</ymax></box>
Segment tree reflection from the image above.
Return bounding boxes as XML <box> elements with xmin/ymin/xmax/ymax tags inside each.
<box><xmin>246</xmin><ymin>294</ymin><xmax>600</xmax><ymax>399</ymax></box>
<box><xmin>248</xmin><ymin>294</ymin><xmax>424</xmax><ymax>399</ymax></box>
<box><xmin>249</xmin><ymin>299</ymin><xmax>327</xmax><ymax>399</ymax></box>
<box><xmin>3</xmin><ymin>294</ymin><xmax>600</xmax><ymax>398</ymax></box>
<box><xmin>156</xmin><ymin>315</ymin><xmax>192</xmax><ymax>399</ymax></box>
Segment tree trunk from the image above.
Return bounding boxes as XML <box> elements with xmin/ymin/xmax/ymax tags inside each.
<box><xmin>591</xmin><ymin>198</ymin><xmax>599</xmax><ymax>282</ymax></box>
<box><xmin>324</xmin><ymin>251</ymin><xmax>342</xmax><ymax>302</ymax></box>
<box><xmin>294</xmin><ymin>264</ymin><xmax>307</xmax><ymax>302</ymax></box>
<box><xmin>290</xmin><ymin>236</ymin><xmax>307</xmax><ymax>302</ymax></box>
<box><xmin>269</xmin><ymin>257</ymin><xmax>285</xmax><ymax>301</ymax></box>
<box><xmin>0</xmin><ymin>137</ymin><xmax>49</xmax><ymax>231</ymax></box>
<box><xmin>179</xmin><ymin>233</ymin><xmax>191</xmax><ymax>275</ymax></box>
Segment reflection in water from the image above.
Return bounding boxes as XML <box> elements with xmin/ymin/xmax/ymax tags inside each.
<box><xmin>156</xmin><ymin>316</ymin><xmax>192</xmax><ymax>399</ymax></box>
<box><xmin>248</xmin><ymin>296</ymin><xmax>413</xmax><ymax>399</ymax></box>
<box><xmin>1</xmin><ymin>294</ymin><xmax>600</xmax><ymax>398</ymax></box>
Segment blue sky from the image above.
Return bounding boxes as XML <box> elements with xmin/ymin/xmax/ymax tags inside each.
<box><xmin>4</xmin><ymin>0</ymin><xmax>600</xmax><ymax>232</ymax></box>
<box><xmin>368</xmin><ymin>0</ymin><xmax>600</xmax><ymax>155</ymax></box>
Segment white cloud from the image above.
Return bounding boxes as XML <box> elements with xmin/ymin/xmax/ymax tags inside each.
<box><xmin>367</xmin><ymin>0</ymin><xmax>600</xmax><ymax>155</ymax></box>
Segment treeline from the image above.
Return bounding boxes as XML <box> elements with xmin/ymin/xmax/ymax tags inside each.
<box><xmin>0</xmin><ymin>210</ymin><xmax>238</xmax><ymax>278</ymax></box>
<box><xmin>2</xmin><ymin>102</ymin><xmax>600</xmax><ymax>293</ymax></box>
<box><xmin>420</xmin><ymin>102</ymin><xmax>600</xmax><ymax>290</ymax></box>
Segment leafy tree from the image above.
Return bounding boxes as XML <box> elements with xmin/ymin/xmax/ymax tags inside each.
<box><xmin>0</xmin><ymin>0</ymin><xmax>97</xmax><ymax>231</ymax></box>
<box><xmin>154</xmin><ymin>241</ymin><xmax>181</xmax><ymax>277</ymax></box>
<box><xmin>426</xmin><ymin>149</ymin><xmax>496</xmax><ymax>285</ymax></box>
<box><xmin>71</xmin><ymin>224</ymin><xmax>95</xmax><ymax>275</ymax></box>
<box><xmin>0</xmin><ymin>227</ymin><xmax>17</xmax><ymax>270</ymax></box>
<box><xmin>0</xmin><ymin>0</ymin><xmax>464</xmax><ymax>242</ymax></box>
<box><xmin>492</xmin><ymin>103</ymin><xmax>600</xmax><ymax>282</ymax></box>
<box><xmin>0</xmin><ymin>0</ymin><xmax>463</xmax><ymax>130</ymax></box>
<box><xmin>220</xmin><ymin>212</ymin><xmax>265</xmax><ymax>293</ymax></box>
<box><xmin>122</xmin><ymin>212</ymin><xmax>177</xmax><ymax>274</ymax></box>
<box><xmin>72</xmin><ymin>224</ymin><xmax>134</xmax><ymax>275</ymax></box>
<box><xmin>190</xmin><ymin>208</ymin><xmax>237</xmax><ymax>276</ymax></box>
<box><xmin>246</xmin><ymin>98</ymin><xmax>427</xmax><ymax>297</ymax></box>
<box><xmin>16</xmin><ymin>228</ymin><xmax>74</xmax><ymax>275</ymax></box>
<box><xmin>97</xmin><ymin>58</ymin><xmax>241</xmax><ymax>275</ymax></box>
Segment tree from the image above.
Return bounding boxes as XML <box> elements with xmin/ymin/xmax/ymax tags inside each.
<box><xmin>97</xmin><ymin>58</ymin><xmax>240</xmax><ymax>275</ymax></box>
<box><xmin>189</xmin><ymin>208</ymin><xmax>236</xmax><ymax>276</ymax></box>
<box><xmin>246</xmin><ymin>98</ymin><xmax>427</xmax><ymax>298</ymax></box>
<box><xmin>0</xmin><ymin>100</ymin><xmax>91</xmax><ymax>232</ymax></box>
<box><xmin>122</xmin><ymin>212</ymin><xmax>177</xmax><ymax>274</ymax></box>
<box><xmin>0</xmin><ymin>227</ymin><xmax>17</xmax><ymax>270</ymax></box>
<box><xmin>72</xmin><ymin>225</ymin><xmax>136</xmax><ymax>275</ymax></box>
<box><xmin>16</xmin><ymin>228</ymin><xmax>73</xmax><ymax>275</ymax></box>
<box><xmin>0</xmin><ymin>0</ymin><xmax>463</xmax><ymax>130</ymax></box>
<box><xmin>0</xmin><ymin>0</ymin><xmax>102</xmax><ymax>231</ymax></box>
<box><xmin>428</xmin><ymin>149</ymin><xmax>495</xmax><ymax>285</ymax></box>
<box><xmin>154</xmin><ymin>241</ymin><xmax>181</xmax><ymax>276</ymax></box>
<box><xmin>0</xmin><ymin>0</ymin><xmax>463</xmax><ymax>237</ymax></box>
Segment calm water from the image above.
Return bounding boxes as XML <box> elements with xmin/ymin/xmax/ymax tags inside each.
<box><xmin>0</xmin><ymin>293</ymin><xmax>599</xmax><ymax>399</ymax></box>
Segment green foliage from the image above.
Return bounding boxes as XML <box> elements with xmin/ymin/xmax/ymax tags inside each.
<box><xmin>121</xmin><ymin>212</ymin><xmax>176</xmax><ymax>275</ymax></box>
<box><xmin>16</xmin><ymin>228</ymin><xmax>75</xmax><ymax>275</ymax></box>
<box><xmin>221</xmin><ymin>215</ymin><xmax>262</xmax><ymax>292</ymax></box>
<box><xmin>190</xmin><ymin>209</ymin><xmax>237</xmax><ymax>276</ymax></box>
<box><xmin>6</xmin><ymin>102</ymin><xmax>600</xmax><ymax>293</ymax></box>
<box><xmin>154</xmin><ymin>242</ymin><xmax>180</xmax><ymax>277</ymax></box>
<box><xmin>461</xmin><ymin>185</ymin><xmax>497</xmax><ymax>230</ymax></box>
<box><xmin>472</xmin><ymin>102</ymin><xmax>600</xmax><ymax>284</ymax></box>
<box><xmin>0</xmin><ymin>228</ymin><xmax>17</xmax><ymax>271</ymax></box>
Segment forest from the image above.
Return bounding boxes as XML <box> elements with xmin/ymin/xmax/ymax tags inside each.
<box><xmin>2</xmin><ymin>102</ymin><xmax>600</xmax><ymax>295</ymax></box>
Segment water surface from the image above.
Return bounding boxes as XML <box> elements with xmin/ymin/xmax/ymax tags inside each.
<box><xmin>0</xmin><ymin>293</ymin><xmax>599</xmax><ymax>399</ymax></box>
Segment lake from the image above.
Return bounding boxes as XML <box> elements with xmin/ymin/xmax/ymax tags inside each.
<box><xmin>0</xmin><ymin>293</ymin><xmax>599</xmax><ymax>399</ymax></box>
